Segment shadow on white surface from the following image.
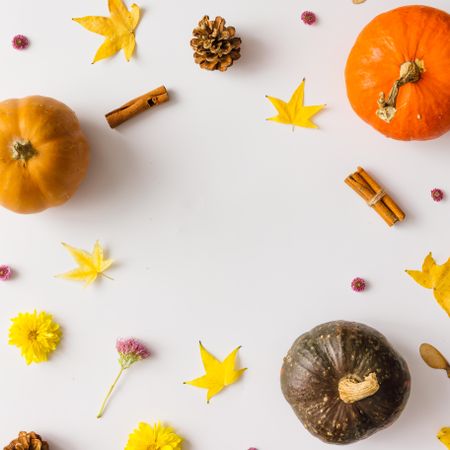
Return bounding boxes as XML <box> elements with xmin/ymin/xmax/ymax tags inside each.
<box><xmin>235</xmin><ymin>31</ymin><xmax>269</xmax><ymax>74</ymax></box>
<box><xmin>67</xmin><ymin>119</ymin><xmax>147</xmax><ymax>214</ymax></box>
<box><xmin>45</xmin><ymin>434</ymin><xmax>75</xmax><ymax>450</ymax></box>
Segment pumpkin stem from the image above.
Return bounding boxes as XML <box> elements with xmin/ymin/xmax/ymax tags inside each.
<box><xmin>338</xmin><ymin>372</ymin><xmax>380</xmax><ymax>404</ymax></box>
<box><xmin>376</xmin><ymin>59</ymin><xmax>424</xmax><ymax>123</ymax></box>
<box><xmin>11</xmin><ymin>140</ymin><xmax>37</xmax><ymax>161</ymax></box>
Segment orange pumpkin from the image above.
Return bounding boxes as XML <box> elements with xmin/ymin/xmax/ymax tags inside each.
<box><xmin>0</xmin><ymin>96</ymin><xmax>89</xmax><ymax>213</ymax></box>
<box><xmin>345</xmin><ymin>5</ymin><xmax>450</xmax><ymax>141</ymax></box>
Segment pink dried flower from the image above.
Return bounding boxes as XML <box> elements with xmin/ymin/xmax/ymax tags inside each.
<box><xmin>248</xmin><ymin>448</ymin><xmax>258</xmax><ymax>450</ymax></box>
<box><xmin>97</xmin><ymin>338</ymin><xmax>151</xmax><ymax>419</ymax></box>
<box><xmin>431</xmin><ymin>188</ymin><xmax>444</xmax><ymax>202</ymax></box>
<box><xmin>0</xmin><ymin>265</ymin><xmax>12</xmax><ymax>281</ymax></box>
<box><xmin>351</xmin><ymin>277</ymin><xmax>366</xmax><ymax>292</ymax></box>
<box><xmin>116</xmin><ymin>337</ymin><xmax>151</xmax><ymax>367</ymax></box>
<box><xmin>12</xmin><ymin>34</ymin><xmax>29</xmax><ymax>50</ymax></box>
<box><xmin>301</xmin><ymin>11</ymin><xmax>317</xmax><ymax>25</ymax></box>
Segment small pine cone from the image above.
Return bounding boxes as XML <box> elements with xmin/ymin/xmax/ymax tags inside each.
<box><xmin>190</xmin><ymin>15</ymin><xmax>241</xmax><ymax>71</ymax></box>
<box><xmin>4</xmin><ymin>431</ymin><xmax>49</xmax><ymax>450</ymax></box>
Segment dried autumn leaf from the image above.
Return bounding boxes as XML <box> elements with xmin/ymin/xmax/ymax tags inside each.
<box><xmin>57</xmin><ymin>241</ymin><xmax>113</xmax><ymax>287</ymax></box>
<box><xmin>406</xmin><ymin>253</ymin><xmax>450</xmax><ymax>316</ymax></box>
<box><xmin>73</xmin><ymin>0</ymin><xmax>141</xmax><ymax>63</ymax></box>
<box><xmin>266</xmin><ymin>78</ymin><xmax>326</xmax><ymax>130</ymax></box>
<box><xmin>184</xmin><ymin>342</ymin><xmax>247</xmax><ymax>402</ymax></box>
<box><xmin>438</xmin><ymin>428</ymin><xmax>450</xmax><ymax>449</ymax></box>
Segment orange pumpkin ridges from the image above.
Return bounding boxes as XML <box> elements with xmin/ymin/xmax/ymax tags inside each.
<box><xmin>0</xmin><ymin>96</ymin><xmax>89</xmax><ymax>213</ymax></box>
<box><xmin>345</xmin><ymin>5</ymin><xmax>450</xmax><ymax>141</ymax></box>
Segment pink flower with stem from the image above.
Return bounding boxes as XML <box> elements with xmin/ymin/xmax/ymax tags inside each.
<box><xmin>97</xmin><ymin>338</ymin><xmax>150</xmax><ymax>418</ymax></box>
<box><xmin>0</xmin><ymin>265</ymin><xmax>12</xmax><ymax>281</ymax></box>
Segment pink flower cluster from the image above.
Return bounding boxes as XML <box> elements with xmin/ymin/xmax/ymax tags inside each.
<box><xmin>351</xmin><ymin>277</ymin><xmax>366</xmax><ymax>292</ymax></box>
<box><xmin>12</xmin><ymin>35</ymin><xmax>29</xmax><ymax>50</ymax></box>
<box><xmin>116</xmin><ymin>338</ymin><xmax>150</xmax><ymax>369</ymax></box>
<box><xmin>301</xmin><ymin>11</ymin><xmax>317</xmax><ymax>25</ymax></box>
<box><xmin>431</xmin><ymin>188</ymin><xmax>444</xmax><ymax>202</ymax></box>
<box><xmin>0</xmin><ymin>265</ymin><xmax>12</xmax><ymax>281</ymax></box>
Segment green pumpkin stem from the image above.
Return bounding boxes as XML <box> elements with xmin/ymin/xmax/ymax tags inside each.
<box><xmin>376</xmin><ymin>59</ymin><xmax>424</xmax><ymax>123</ymax></box>
<box><xmin>11</xmin><ymin>140</ymin><xmax>37</xmax><ymax>161</ymax></box>
<box><xmin>338</xmin><ymin>372</ymin><xmax>380</xmax><ymax>404</ymax></box>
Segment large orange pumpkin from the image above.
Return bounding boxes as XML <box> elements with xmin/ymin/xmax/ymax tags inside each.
<box><xmin>345</xmin><ymin>5</ymin><xmax>450</xmax><ymax>141</ymax></box>
<box><xmin>0</xmin><ymin>96</ymin><xmax>89</xmax><ymax>213</ymax></box>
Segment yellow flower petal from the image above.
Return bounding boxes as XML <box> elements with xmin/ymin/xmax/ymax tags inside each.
<box><xmin>8</xmin><ymin>310</ymin><xmax>62</xmax><ymax>365</ymax></box>
<box><xmin>125</xmin><ymin>422</ymin><xmax>183</xmax><ymax>450</ymax></box>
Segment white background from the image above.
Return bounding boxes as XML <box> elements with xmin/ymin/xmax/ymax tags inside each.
<box><xmin>0</xmin><ymin>0</ymin><xmax>449</xmax><ymax>449</ymax></box>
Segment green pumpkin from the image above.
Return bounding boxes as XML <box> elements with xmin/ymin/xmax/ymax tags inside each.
<box><xmin>281</xmin><ymin>321</ymin><xmax>410</xmax><ymax>444</ymax></box>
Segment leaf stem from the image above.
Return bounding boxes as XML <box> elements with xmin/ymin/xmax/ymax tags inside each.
<box><xmin>97</xmin><ymin>366</ymin><xmax>125</xmax><ymax>419</ymax></box>
<box><xmin>101</xmin><ymin>272</ymin><xmax>114</xmax><ymax>281</ymax></box>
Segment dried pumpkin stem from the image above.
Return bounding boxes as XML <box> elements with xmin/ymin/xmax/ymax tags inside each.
<box><xmin>376</xmin><ymin>60</ymin><xmax>423</xmax><ymax>123</ymax></box>
<box><xmin>11</xmin><ymin>140</ymin><xmax>37</xmax><ymax>161</ymax></box>
<box><xmin>338</xmin><ymin>372</ymin><xmax>380</xmax><ymax>404</ymax></box>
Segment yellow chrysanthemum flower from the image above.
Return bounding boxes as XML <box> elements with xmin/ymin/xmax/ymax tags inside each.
<box><xmin>9</xmin><ymin>310</ymin><xmax>62</xmax><ymax>365</ymax></box>
<box><xmin>125</xmin><ymin>422</ymin><xmax>183</xmax><ymax>450</ymax></box>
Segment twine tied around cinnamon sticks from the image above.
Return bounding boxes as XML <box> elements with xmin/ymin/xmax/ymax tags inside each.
<box><xmin>345</xmin><ymin>167</ymin><xmax>405</xmax><ymax>227</ymax></box>
<box><xmin>105</xmin><ymin>86</ymin><xmax>169</xmax><ymax>128</ymax></box>
<box><xmin>367</xmin><ymin>189</ymin><xmax>385</xmax><ymax>207</ymax></box>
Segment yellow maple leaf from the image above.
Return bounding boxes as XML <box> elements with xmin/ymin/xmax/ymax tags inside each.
<box><xmin>73</xmin><ymin>0</ymin><xmax>141</xmax><ymax>63</ymax></box>
<box><xmin>57</xmin><ymin>241</ymin><xmax>114</xmax><ymax>287</ymax></box>
<box><xmin>184</xmin><ymin>342</ymin><xmax>247</xmax><ymax>402</ymax></box>
<box><xmin>406</xmin><ymin>252</ymin><xmax>450</xmax><ymax>316</ymax></box>
<box><xmin>438</xmin><ymin>427</ymin><xmax>450</xmax><ymax>448</ymax></box>
<box><xmin>266</xmin><ymin>78</ymin><xmax>326</xmax><ymax>129</ymax></box>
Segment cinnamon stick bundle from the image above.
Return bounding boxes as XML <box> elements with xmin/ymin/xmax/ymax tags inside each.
<box><xmin>105</xmin><ymin>86</ymin><xmax>169</xmax><ymax>128</ymax></box>
<box><xmin>345</xmin><ymin>167</ymin><xmax>405</xmax><ymax>226</ymax></box>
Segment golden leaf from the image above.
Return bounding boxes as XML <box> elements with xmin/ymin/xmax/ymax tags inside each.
<box><xmin>73</xmin><ymin>0</ymin><xmax>141</xmax><ymax>63</ymax></box>
<box><xmin>57</xmin><ymin>241</ymin><xmax>113</xmax><ymax>287</ymax></box>
<box><xmin>266</xmin><ymin>79</ymin><xmax>326</xmax><ymax>129</ymax></box>
<box><xmin>184</xmin><ymin>342</ymin><xmax>247</xmax><ymax>402</ymax></box>
<box><xmin>438</xmin><ymin>427</ymin><xmax>450</xmax><ymax>448</ymax></box>
<box><xmin>406</xmin><ymin>253</ymin><xmax>450</xmax><ymax>316</ymax></box>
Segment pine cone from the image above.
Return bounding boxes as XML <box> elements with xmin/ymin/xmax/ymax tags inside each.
<box><xmin>4</xmin><ymin>432</ymin><xmax>49</xmax><ymax>450</ymax></box>
<box><xmin>191</xmin><ymin>15</ymin><xmax>241</xmax><ymax>71</ymax></box>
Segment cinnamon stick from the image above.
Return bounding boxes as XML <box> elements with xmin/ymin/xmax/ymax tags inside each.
<box><xmin>357</xmin><ymin>167</ymin><xmax>405</xmax><ymax>221</ymax></box>
<box><xmin>351</xmin><ymin>172</ymin><xmax>398</xmax><ymax>226</ymax></box>
<box><xmin>345</xmin><ymin>176</ymin><xmax>395</xmax><ymax>226</ymax></box>
<box><xmin>345</xmin><ymin>167</ymin><xmax>405</xmax><ymax>227</ymax></box>
<box><xmin>105</xmin><ymin>86</ymin><xmax>169</xmax><ymax>128</ymax></box>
